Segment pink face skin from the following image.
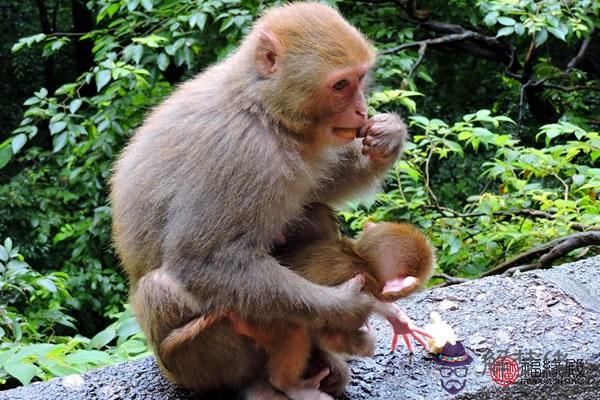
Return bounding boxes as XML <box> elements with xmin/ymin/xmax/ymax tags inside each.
<box><xmin>320</xmin><ymin>64</ymin><xmax>372</xmax><ymax>145</ymax></box>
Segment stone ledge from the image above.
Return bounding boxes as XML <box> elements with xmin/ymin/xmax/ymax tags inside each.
<box><xmin>2</xmin><ymin>256</ymin><xmax>599</xmax><ymax>400</ymax></box>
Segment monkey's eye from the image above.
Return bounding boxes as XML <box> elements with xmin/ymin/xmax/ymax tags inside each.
<box><xmin>358</xmin><ymin>74</ymin><xmax>365</xmax><ymax>82</ymax></box>
<box><xmin>333</xmin><ymin>79</ymin><xmax>349</xmax><ymax>91</ymax></box>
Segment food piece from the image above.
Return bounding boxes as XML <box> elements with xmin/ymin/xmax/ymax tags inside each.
<box><xmin>333</xmin><ymin>128</ymin><xmax>358</xmax><ymax>140</ymax></box>
<box><xmin>424</xmin><ymin>311</ymin><xmax>457</xmax><ymax>354</ymax></box>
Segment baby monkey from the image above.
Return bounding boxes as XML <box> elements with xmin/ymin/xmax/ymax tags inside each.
<box><xmin>230</xmin><ymin>203</ymin><xmax>435</xmax><ymax>400</ymax></box>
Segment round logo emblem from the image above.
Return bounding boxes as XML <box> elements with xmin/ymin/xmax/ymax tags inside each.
<box><xmin>489</xmin><ymin>356</ymin><xmax>519</xmax><ymax>387</ymax></box>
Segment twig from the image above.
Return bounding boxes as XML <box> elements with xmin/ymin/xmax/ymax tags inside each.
<box><xmin>423</xmin><ymin>131</ymin><xmax>440</xmax><ymax>207</ymax></box>
<box><xmin>431</xmin><ymin>273</ymin><xmax>469</xmax><ymax>285</ymax></box>
<box><xmin>482</xmin><ymin>231</ymin><xmax>600</xmax><ymax>277</ymax></box>
<box><xmin>406</xmin><ymin>42</ymin><xmax>427</xmax><ymax>81</ymax></box>
<box><xmin>380</xmin><ymin>31</ymin><xmax>475</xmax><ymax>55</ymax></box>
<box><xmin>541</xmin><ymin>83</ymin><xmax>600</xmax><ymax>92</ymax></box>
<box><xmin>421</xmin><ymin>205</ymin><xmax>596</xmax><ymax>232</ymax></box>
<box><xmin>566</xmin><ymin>28</ymin><xmax>597</xmax><ymax>72</ymax></box>
<box><xmin>517</xmin><ymin>80</ymin><xmax>531</xmax><ymax>136</ymax></box>
<box><xmin>552</xmin><ymin>173</ymin><xmax>569</xmax><ymax>201</ymax></box>
<box><xmin>501</xmin><ymin>263</ymin><xmax>541</xmax><ymax>276</ymax></box>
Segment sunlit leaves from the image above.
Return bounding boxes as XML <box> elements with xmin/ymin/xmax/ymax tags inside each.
<box><xmin>95</xmin><ymin>70</ymin><xmax>111</xmax><ymax>91</ymax></box>
<box><xmin>478</xmin><ymin>0</ymin><xmax>596</xmax><ymax>45</ymax></box>
<box><xmin>369</xmin><ymin>90</ymin><xmax>423</xmax><ymax>113</ymax></box>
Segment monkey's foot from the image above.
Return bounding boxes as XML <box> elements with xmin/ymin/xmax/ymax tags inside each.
<box><xmin>284</xmin><ymin>387</ymin><xmax>333</xmax><ymax>400</ymax></box>
<box><xmin>299</xmin><ymin>367</ymin><xmax>330</xmax><ymax>389</ymax></box>
<box><xmin>272</xmin><ymin>368</ymin><xmax>333</xmax><ymax>400</ymax></box>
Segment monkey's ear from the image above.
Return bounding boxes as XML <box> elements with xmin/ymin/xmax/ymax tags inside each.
<box><xmin>255</xmin><ymin>31</ymin><xmax>282</xmax><ymax>77</ymax></box>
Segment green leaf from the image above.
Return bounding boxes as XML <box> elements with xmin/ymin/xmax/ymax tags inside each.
<box><xmin>69</xmin><ymin>99</ymin><xmax>82</xmax><ymax>114</ymax></box>
<box><xmin>497</xmin><ymin>17</ymin><xmax>515</xmax><ymax>26</ymax></box>
<box><xmin>65</xmin><ymin>350</ymin><xmax>112</xmax><ymax>365</ymax></box>
<box><xmin>95</xmin><ymin>70</ymin><xmax>111</xmax><ymax>91</ymax></box>
<box><xmin>23</xmin><ymin>97</ymin><xmax>40</xmax><ymax>106</ymax></box>
<box><xmin>53</xmin><ymin>132</ymin><xmax>67</xmax><ymax>152</ymax></box>
<box><xmin>11</xmin><ymin>134</ymin><xmax>27</xmax><ymax>154</ymax></box>
<box><xmin>514</xmin><ymin>23</ymin><xmax>525</xmax><ymax>36</ymax></box>
<box><xmin>4</xmin><ymin>362</ymin><xmax>38</xmax><ymax>385</ymax></box>
<box><xmin>43</xmin><ymin>360</ymin><xmax>83</xmax><ymax>377</ymax></box>
<box><xmin>127</xmin><ymin>0</ymin><xmax>139</xmax><ymax>12</ymax></box>
<box><xmin>4</xmin><ymin>238</ymin><xmax>12</xmax><ymax>252</ymax></box>
<box><xmin>89</xmin><ymin>327</ymin><xmax>116</xmax><ymax>350</ymax></box>
<box><xmin>116</xmin><ymin>318</ymin><xmax>141</xmax><ymax>339</ymax></box>
<box><xmin>483</xmin><ymin>11</ymin><xmax>498</xmax><ymax>26</ymax></box>
<box><xmin>0</xmin><ymin>245</ymin><xmax>8</xmax><ymax>262</ymax></box>
<box><xmin>49</xmin><ymin>121</ymin><xmax>67</xmax><ymax>135</ymax></box>
<box><xmin>189</xmin><ymin>12</ymin><xmax>207</xmax><ymax>31</ymax></box>
<box><xmin>36</xmin><ymin>278</ymin><xmax>57</xmax><ymax>293</ymax></box>
<box><xmin>220</xmin><ymin>17</ymin><xmax>235</xmax><ymax>32</ymax></box>
<box><xmin>547</xmin><ymin>27</ymin><xmax>566</xmax><ymax>41</ymax></box>
<box><xmin>496</xmin><ymin>27</ymin><xmax>514</xmax><ymax>37</ymax></box>
<box><xmin>0</xmin><ymin>145</ymin><xmax>13</xmax><ymax>169</ymax></box>
<box><xmin>534</xmin><ymin>29</ymin><xmax>548</xmax><ymax>46</ymax></box>
<box><xmin>125</xmin><ymin>44</ymin><xmax>144</xmax><ymax>64</ymax></box>
<box><xmin>157</xmin><ymin>53</ymin><xmax>169</xmax><ymax>71</ymax></box>
<box><xmin>140</xmin><ymin>0</ymin><xmax>153</xmax><ymax>11</ymax></box>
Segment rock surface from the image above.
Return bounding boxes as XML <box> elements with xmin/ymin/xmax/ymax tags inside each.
<box><xmin>2</xmin><ymin>256</ymin><xmax>599</xmax><ymax>400</ymax></box>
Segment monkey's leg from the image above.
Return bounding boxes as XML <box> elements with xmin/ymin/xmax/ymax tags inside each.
<box><xmin>319</xmin><ymin>328</ymin><xmax>375</xmax><ymax>357</ymax></box>
<box><xmin>235</xmin><ymin>320</ymin><xmax>333</xmax><ymax>400</ymax></box>
<box><xmin>133</xmin><ymin>269</ymin><xmax>263</xmax><ymax>393</ymax></box>
<box><xmin>305</xmin><ymin>346</ymin><xmax>350</xmax><ymax>397</ymax></box>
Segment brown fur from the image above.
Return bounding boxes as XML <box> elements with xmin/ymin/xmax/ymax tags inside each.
<box><xmin>232</xmin><ymin>203</ymin><xmax>435</xmax><ymax>395</ymax></box>
<box><xmin>110</xmin><ymin>2</ymin><xmax>406</xmax><ymax>397</ymax></box>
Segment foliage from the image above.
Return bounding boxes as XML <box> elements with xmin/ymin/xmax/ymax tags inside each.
<box><xmin>341</xmin><ymin>112</ymin><xmax>600</xmax><ymax>277</ymax></box>
<box><xmin>0</xmin><ymin>0</ymin><xmax>598</xmax><ymax>388</ymax></box>
<box><xmin>0</xmin><ymin>238</ymin><xmax>148</xmax><ymax>386</ymax></box>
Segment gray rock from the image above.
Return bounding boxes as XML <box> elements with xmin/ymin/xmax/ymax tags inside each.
<box><xmin>2</xmin><ymin>256</ymin><xmax>599</xmax><ymax>400</ymax></box>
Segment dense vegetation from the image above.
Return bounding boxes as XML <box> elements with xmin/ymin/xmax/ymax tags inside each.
<box><xmin>0</xmin><ymin>0</ymin><xmax>598</xmax><ymax>389</ymax></box>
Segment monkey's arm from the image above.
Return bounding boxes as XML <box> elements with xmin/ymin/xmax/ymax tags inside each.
<box><xmin>168</xmin><ymin>248</ymin><xmax>373</xmax><ymax>330</ymax></box>
<box><xmin>317</xmin><ymin>113</ymin><xmax>407</xmax><ymax>204</ymax></box>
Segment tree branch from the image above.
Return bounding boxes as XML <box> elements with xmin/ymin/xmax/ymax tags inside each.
<box><xmin>539</xmin><ymin>232</ymin><xmax>600</xmax><ymax>266</ymax></box>
<box><xmin>431</xmin><ymin>273</ymin><xmax>469</xmax><ymax>285</ymax></box>
<box><xmin>380</xmin><ymin>31</ymin><xmax>476</xmax><ymax>55</ymax></box>
<box><xmin>566</xmin><ymin>28</ymin><xmax>597</xmax><ymax>73</ymax></box>
<box><xmin>422</xmin><ymin>205</ymin><xmax>596</xmax><ymax>232</ymax></box>
<box><xmin>482</xmin><ymin>231</ymin><xmax>600</xmax><ymax>277</ymax></box>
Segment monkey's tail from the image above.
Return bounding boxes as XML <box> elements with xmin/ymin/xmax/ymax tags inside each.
<box><xmin>158</xmin><ymin>313</ymin><xmax>224</xmax><ymax>372</ymax></box>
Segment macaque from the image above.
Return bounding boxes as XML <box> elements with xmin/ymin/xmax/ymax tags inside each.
<box><xmin>228</xmin><ymin>203</ymin><xmax>435</xmax><ymax>399</ymax></box>
<box><xmin>110</xmin><ymin>3</ymin><xmax>407</xmax><ymax>399</ymax></box>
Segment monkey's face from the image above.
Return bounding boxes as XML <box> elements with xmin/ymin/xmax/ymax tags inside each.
<box><xmin>318</xmin><ymin>64</ymin><xmax>371</xmax><ymax>145</ymax></box>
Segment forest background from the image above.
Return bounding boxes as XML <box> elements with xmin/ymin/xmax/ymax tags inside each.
<box><xmin>0</xmin><ymin>0</ymin><xmax>598</xmax><ymax>389</ymax></box>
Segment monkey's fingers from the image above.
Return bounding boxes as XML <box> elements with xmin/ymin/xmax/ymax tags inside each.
<box><xmin>410</xmin><ymin>331</ymin><xmax>429</xmax><ymax>350</ymax></box>
<box><xmin>403</xmin><ymin>334</ymin><xmax>414</xmax><ymax>353</ymax></box>
<box><xmin>391</xmin><ymin>334</ymin><xmax>399</xmax><ymax>351</ymax></box>
<box><xmin>412</xmin><ymin>327</ymin><xmax>434</xmax><ymax>338</ymax></box>
<box><xmin>357</xmin><ymin>119</ymin><xmax>376</xmax><ymax>138</ymax></box>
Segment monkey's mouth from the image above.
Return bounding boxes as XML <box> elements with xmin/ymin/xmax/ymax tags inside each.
<box><xmin>332</xmin><ymin>128</ymin><xmax>359</xmax><ymax>140</ymax></box>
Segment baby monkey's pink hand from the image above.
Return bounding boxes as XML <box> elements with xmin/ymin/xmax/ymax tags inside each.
<box><xmin>374</xmin><ymin>302</ymin><xmax>432</xmax><ymax>353</ymax></box>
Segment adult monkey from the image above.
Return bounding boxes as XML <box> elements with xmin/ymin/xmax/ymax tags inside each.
<box><xmin>110</xmin><ymin>2</ymin><xmax>406</xmax><ymax>399</ymax></box>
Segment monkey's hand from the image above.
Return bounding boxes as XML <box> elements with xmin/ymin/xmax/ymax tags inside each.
<box><xmin>327</xmin><ymin>274</ymin><xmax>375</xmax><ymax>330</ymax></box>
<box><xmin>357</xmin><ymin>113</ymin><xmax>407</xmax><ymax>164</ymax></box>
<box><xmin>374</xmin><ymin>302</ymin><xmax>432</xmax><ymax>353</ymax></box>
